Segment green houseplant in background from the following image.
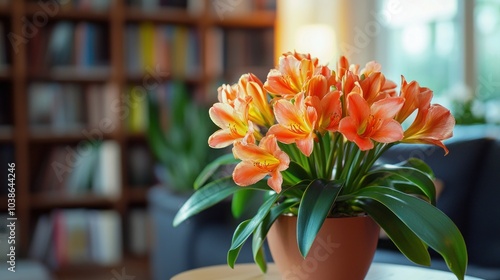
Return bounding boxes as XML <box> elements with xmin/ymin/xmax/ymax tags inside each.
<box><xmin>173</xmin><ymin>52</ymin><xmax>468</xmax><ymax>279</ymax></box>
<box><xmin>147</xmin><ymin>81</ymin><xmax>233</xmax><ymax>279</ymax></box>
<box><xmin>147</xmin><ymin>81</ymin><xmax>215</xmax><ymax>193</ymax></box>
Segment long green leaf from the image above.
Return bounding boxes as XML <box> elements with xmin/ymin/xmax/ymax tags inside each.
<box><xmin>366</xmin><ymin>165</ymin><xmax>436</xmax><ymax>205</ymax></box>
<box><xmin>253</xmin><ymin>245</ymin><xmax>267</xmax><ymax>273</ymax></box>
<box><xmin>252</xmin><ymin>200</ymin><xmax>298</xmax><ymax>269</ymax></box>
<box><xmin>173</xmin><ymin>177</ymin><xmax>239</xmax><ymax>226</ymax></box>
<box><xmin>297</xmin><ymin>179</ymin><xmax>343</xmax><ymax>257</ymax></box>
<box><xmin>227</xmin><ymin>194</ymin><xmax>278</xmax><ymax>268</ymax></box>
<box><xmin>353</xmin><ymin>197</ymin><xmax>431</xmax><ymax>265</ymax></box>
<box><xmin>352</xmin><ymin>186</ymin><xmax>467</xmax><ymax>280</ymax></box>
<box><xmin>400</xmin><ymin>158</ymin><xmax>435</xmax><ymax>178</ymax></box>
<box><xmin>227</xmin><ymin>219</ymin><xmax>251</xmax><ymax>268</ymax></box>
<box><xmin>194</xmin><ymin>154</ymin><xmax>238</xmax><ymax>189</ymax></box>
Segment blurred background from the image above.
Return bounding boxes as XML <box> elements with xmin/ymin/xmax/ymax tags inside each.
<box><xmin>0</xmin><ymin>0</ymin><xmax>498</xmax><ymax>279</ymax></box>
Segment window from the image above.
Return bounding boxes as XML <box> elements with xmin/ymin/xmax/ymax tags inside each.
<box><xmin>377</xmin><ymin>0</ymin><xmax>500</xmax><ymax>124</ymax></box>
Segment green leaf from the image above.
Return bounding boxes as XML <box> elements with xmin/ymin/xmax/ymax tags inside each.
<box><xmin>366</xmin><ymin>165</ymin><xmax>436</xmax><ymax>205</ymax></box>
<box><xmin>352</xmin><ymin>186</ymin><xmax>467</xmax><ymax>280</ymax></box>
<box><xmin>253</xmin><ymin>245</ymin><xmax>267</xmax><ymax>273</ymax></box>
<box><xmin>227</xmin><ymin>194</ymin><xmax>278</xmax><ymax>267</ymax></box>
<box><xmin>297</xmin><ymin>179</ymin><xmax>343</xmax><ymax>257</ymax></box>
<box><xmin>400</xmin><ymin>158</ymin><xmax>435</xmax><ymax>178</ymax></box>
<box><xmin>227</xmin><ymin>220</ymin><xmax>251</xmax><ymax>268</ymax></box>
<box><xmin>231</xmin><ymin>189</ymin><xmax>256</xmax><ymax>219</ymax></box>
<box><xmin>194</xmin><ymin>154</ymin><xmax>238</xmax><ymax>190</ymax></box>
<box><xmin>252</xmin><ymin>200</ymin><xmax>298</xmax><ymax>268</ymax></box>
<box><xmin>173</xmin><ymin>177</ymin><xmax>239</xmax><ymax>226</ymax></box>
<box><xmin>354</xmin><ymin>197</ymin><xmax>431</xmax><ymax>266</ymax></box>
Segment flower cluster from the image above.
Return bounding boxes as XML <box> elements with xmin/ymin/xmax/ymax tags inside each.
<box><xmin>208</xmin><ymin>51</ymin><xmax>455</xmax><ymax>194</ymax></box>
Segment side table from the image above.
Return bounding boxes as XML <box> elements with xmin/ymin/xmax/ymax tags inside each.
<box><xmin>172</xmin><ymin>262</ymin><xmax>484</xmax><ymax>280</ymax></box>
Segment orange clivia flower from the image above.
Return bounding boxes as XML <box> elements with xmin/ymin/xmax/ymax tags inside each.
<box><xmin>239</xmin><ymin>74</ymin><xmax>275</xmax><ymax>128</ymax></box>
<box><xmin>305</xmin><ymin>91</ymin><xmax>342</xmax><ymax>134</ymax></box>
<box><xmin>264</xmin><ymin>52</ymin><xmax>317</xmax><ymax>99</ymax></box>
<box><xmin>395</xmin><ymin>76</ymin><xmax>433</xmax><ymax>123</ymax></box>
<box><xmin>208</xmin><ymin>100</ymin><xmax>257</xmax><ymax>148</ymax></box>
<box><xmin>403</xmin><ymin>104</ymin><xmax>455</xmax><ymax>154</ymax></box>
<box><xmin>217</xmin><ymin>83</ymin><xmax>241</xmax><ymax>107</ymax></box>
<box><xmin>339</xmin><ymin>93</ymin><xmax>404</xmax><ymax>150</ymax></box>
<box><xmin>268</xmin><ymin>94</ymin><xmax>318</xmax><ymax>156</ymax></box>
<box><xmin>232</xmin><ymin>135</ymin><xmax>290</xmax><ymax>193</ymax></box>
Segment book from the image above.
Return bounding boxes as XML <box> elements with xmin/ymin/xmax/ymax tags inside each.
<box><xmin>127</xmin><ymin>144</ymin><xmax>155</xmax><ymax>186</ymax></box>
<box><xmin>92</xmin><ymin>140</ymin><xmax>121</xmax><ymax>198</ymax></box>
<box><xmin>185</xmin><ymin>28</ymin><xmax>201</xmax><ymax>78</ymax></box>
<box><xmin>63</xmin><ymin>209</ymin><xmax>90</xmax><ymax>264</ymax></box>
<box><xmin>205</xmin><ymin>27</ymin><xmax>224</xmax><ymax>79</ymax></box>
<box><xmin>139</xmin><ymin>22</ymin><xmax>155</xmax><ymax>71</ymax></box>
<box><xmin>28</xmin><ymin>214</ymin><xmax>54</xmax><ymax>261</ymax></box>
<box><xmin>126</xmin><ymin>86</ymin><xmax>148</xmax><ymax>133</ymax></box>
<box><xmin>66</xmin><ymin>143</ymin><xmax>100</xmax><ymax>196</ymax></box>
<box><xmin>45</xmin><ymin>21</ymin><xmax>75</xmax><ymax>67</ymax></box>
<box><xmin>125</xmin><ymin>24</ymin><xmax>140</xmax><ymax>75</ymax></box>
<box><xmin>171</xmin><ymin>26</ymin><xmax>189</xmax><ymax>78</ymax></box>
<box><xmin>128</xmin><ymin>208</ymin><xmax>150</xmax><ymax>255</ymax></box>
<box><xmin>88</xmin><ymin>210</ymin><xmax>122</xmax><ymax>265</ymax></box>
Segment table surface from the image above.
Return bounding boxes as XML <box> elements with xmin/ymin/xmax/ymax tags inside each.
<box><xmin>171</xmin><ymin>262</ymin><xmax>483</xmax><ymax>280</ymax></box>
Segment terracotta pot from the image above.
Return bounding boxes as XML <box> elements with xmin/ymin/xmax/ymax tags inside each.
<box><xmin>267</xmin><ymin>215</ymin><xmax>380</xmax><ymax>280</ymax></box>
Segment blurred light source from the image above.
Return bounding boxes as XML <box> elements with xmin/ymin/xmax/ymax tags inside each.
<box><xmin>383</xmin><ymin>0</ymin><xmax>457</xmax><ymax>27</ymax></box>
<box><xmin>294</xmin><ymin>24</ymin><xmax>336</xmax><ymax>64</ymax></box>
<box><xmin>402</xmin><ymin>24</ymin><xmax>430</xmax><ymax>55</ymax></box>
<box><xmin>476</xmin><ymin>5</ymin><xmax>498</xmax><ymax>34</ymax></box>
<box><xmin>276</xmin><ymin>0</ymin><xmax>338</xmax><ymax>65</ymax></box>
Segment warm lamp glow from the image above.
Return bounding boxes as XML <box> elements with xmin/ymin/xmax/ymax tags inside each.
<box><xmin>276</xmin><ymin>0</ymin><xmax>338</xmax><ymax>65</ymax></box>
<box><xmin>294</xmin><ymin>24</ymin><xmax>337</xmax><ymax>65</ymax></box>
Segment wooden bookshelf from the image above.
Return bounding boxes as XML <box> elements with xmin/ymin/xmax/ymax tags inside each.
<box><xmin>2</xmin><ymin>0</ymin><xmax>275</xmax><ymax>279</ymax></box>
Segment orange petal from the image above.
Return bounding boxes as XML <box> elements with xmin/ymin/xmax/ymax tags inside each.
<box><xmin>370</xmin><ymin>119</ymin><xmax>404</xmax><ymax>143</ymax></box>
<box><xmin>347</xmin><ymin>93</ymin><xmax>370</xmax><ymax>126</ymax></box>
<box><xmin>371</xmin><ymin>97</ymin><xmax>404</xmax><ymax>120</ymax></box>
<box><xmin>267</xmin><ymin>125</ymin><xmax>302</xmax><ymax>144</ymax></box>
<box><xmin>296</xmin><ymin>136</ymin><xmax>315</xmax><ymax>156</ymax></box>
<box><xmin>267</xmin><ymin>170</ymin><xmax>283</xmax><ymax>193</ymax></box>
<box><xmin>208</xmin><ymin>130</ymin><xmax>236</xmax><ymax>148</ymax></box>
<box><xmin>209</xmin><ymin>103</ymin><xmax>235</xmax><ymax>129</ymax></box>
<box><xmin>233</xmin><ymin>161</ymin><xmax>267</xmax><ymax>186</ymax></box>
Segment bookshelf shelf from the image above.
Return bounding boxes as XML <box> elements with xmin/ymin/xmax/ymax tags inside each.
<box><xmin>30</xmin><ymin>193</ymin><xmax>117</xmax><ymax>210</ymax></box>
<box><xmin>125</xmin><ymin>7</ymin><xmax>198</xmax><ymax>25</ymax></box>
<box><xmin>24</xmin><ymin>4</ymin><xmax>110</xmax><ymax>22</ymax></box>
<box><xmin>28</xmin><ymin>68</ymin><xmax>112</xmax><ymax>83</ymax></box>
<box><xmin>126</xmin><ymin>187</ymin><xmax>149</xmax><ymax>204</ymax></box>
<box><xmin>211</xmin><ymin>10</ymin><xmax>276</xmax><ymax>28</ymax></box>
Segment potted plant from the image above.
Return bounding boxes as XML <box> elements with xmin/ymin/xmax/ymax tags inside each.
<box><xmin>173</xmin><ymin>52</ymin><xmax>467</xmax><ymax>279</ymax></box>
